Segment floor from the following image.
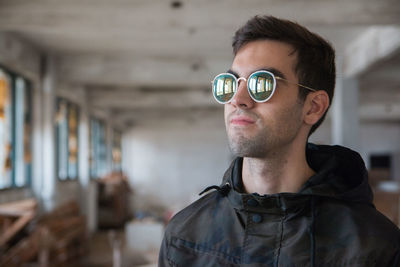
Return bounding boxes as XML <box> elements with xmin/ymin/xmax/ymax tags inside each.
<box><xmin>82</xmin><ymin>229</ymin><xmax>158</xmax><ymax>267</ymax></box>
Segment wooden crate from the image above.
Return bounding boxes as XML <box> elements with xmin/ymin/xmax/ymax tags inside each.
<box><xmin>0</xmin><ymin>200</ymin><xmax>88</xmax><ymax>267</ymax></box>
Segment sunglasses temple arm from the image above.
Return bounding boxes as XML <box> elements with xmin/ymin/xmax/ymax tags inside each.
<box><xmin>276</xmin><ymin>77</ymin><xmax>317</xmax><ymax>92</ymax></box>
<box><xmin>298</xmin><ymin>84</ymin><xmax>317</xmax><ymax>92</ymax></box>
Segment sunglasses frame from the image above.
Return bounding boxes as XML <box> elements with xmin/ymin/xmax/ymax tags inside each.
<box><xmin>211</xmin><ymin>70</ymin><xmax>317</xmax><ymax>104</ymax></box>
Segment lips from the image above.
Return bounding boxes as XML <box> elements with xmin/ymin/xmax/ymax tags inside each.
<box><xmin>230</xmin><ymin>115</ymin><xmax>256</xmax><ymax>125</ymax></box>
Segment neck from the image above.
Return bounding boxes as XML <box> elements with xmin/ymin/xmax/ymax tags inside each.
<box><xmin>242</xmin><ymin>142</ymin><xmax>315</xmax><ymax>195</ymax></box>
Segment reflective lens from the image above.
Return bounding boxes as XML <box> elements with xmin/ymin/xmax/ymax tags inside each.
<box><xmin>247</xmin><ymin>71</ymin><xmax>276</xmax><ymax>102</ymax></box>
<box><xmin>212</xmin><ymin>73</ymin><xmax>237</xmax><ymax>104</ymax></box>
<box><xmin>211</xmin><ymin>70</ymin><xmax>277</xmax><ymax>104</ymax></box>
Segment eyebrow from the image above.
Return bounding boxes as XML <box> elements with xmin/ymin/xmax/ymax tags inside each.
<box><xmin>227</xmin><ymin>67</ymin><xmax>287</xmax><ymax>80</ymax></box>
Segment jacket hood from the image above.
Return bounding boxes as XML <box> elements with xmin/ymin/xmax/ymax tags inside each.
<box><xmin>221</xmin><ymin>143</ymin><xmax>373</xmax><ymax>204</ymax></box>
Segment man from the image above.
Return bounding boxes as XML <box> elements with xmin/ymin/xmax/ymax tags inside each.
<box><xmin>159</xmin><ymin>15</ymin><xmax>400</xmax><ymax>266</ymax></box>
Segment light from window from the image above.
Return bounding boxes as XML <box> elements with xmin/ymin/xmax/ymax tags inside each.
<box><xmin>0</xmin><ymin>68</ymin><xmax>32</xmax><ymax>189</ymax></box>
<box><xmin>0</xmin><ymin>69</ymin><xmax>12</xmax><ymax>188</ymax></box>
<box><xmin>112</xmin><ymin>130</ymin><xmax>122</xmax><ymax>172</ymax></box>
<box><xmin>90</xmin><ymin>118</ymin><xmax>107</xmax><ymax>178</ymax></box>
<box><xmin>56</xmin><ymin>98</ymin><xmax>79</xmax><ymax>180</ymax></box>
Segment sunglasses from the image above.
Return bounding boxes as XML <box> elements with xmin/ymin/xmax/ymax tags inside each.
<box><xmin>211</xmin><ymin>70</ymin><xmax>317</xmax><ymax>104</ymax></box>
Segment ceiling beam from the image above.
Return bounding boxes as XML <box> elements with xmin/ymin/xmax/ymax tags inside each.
<box><xmin>57</xmin><ymin>54</ymin><xmax>229</xmax><ymax>87</ymax></box>
<box><xmin>343</xmin><ymin>26</ymin><xmax>400</xmax><ymax>77</ymax></box>
<box><xmin>87</xmin><ymin>87</ymin><xmax>218</xmax><ymax>109</ymax></box>
<box><xmin>110</xmin><ymin>106</ymin><xmax>224</xmax><ymax>126</ymax></box>
<box><xmin>0</xmin><ymin>32</ymin><xmax>41</xmax><ymax>82</ymax></box>
<box><xmin>1</xmin><ymin>0</ymin><xmax>399</xmax><ymax>31</ymax></box>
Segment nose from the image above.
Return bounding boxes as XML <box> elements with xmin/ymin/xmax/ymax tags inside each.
<box><xmin>230</xmin><ymin>79</ymin><xmax>255</xmax><ymax>109</ymax></box>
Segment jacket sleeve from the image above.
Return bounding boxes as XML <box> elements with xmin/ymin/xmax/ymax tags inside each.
<box><xmin>158</xmin><ymin>234</ymin><xmax>171</xmax><ymax>267</ymax></box>
<box><xmin>388</xmin><ymin>249</ymin><xmax>400</xmax><ymax>267</ymax></box>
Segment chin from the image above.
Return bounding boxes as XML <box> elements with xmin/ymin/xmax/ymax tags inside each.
<box><xmin>229</xmin><ymin>142</ymin><xmax>267</xmax><ymax>158</ymax></box>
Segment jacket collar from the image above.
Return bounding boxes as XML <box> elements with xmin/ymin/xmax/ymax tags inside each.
<box><xmin>219</xmin><ymin>144</ymin><xmax>373</xmax><ymax>210</ymax></box>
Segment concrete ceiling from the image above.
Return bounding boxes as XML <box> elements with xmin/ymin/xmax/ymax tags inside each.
<box><xmin>0</xmin><ymin>0</ymin><xmax>399</xmax><ymax>126</ymax></box>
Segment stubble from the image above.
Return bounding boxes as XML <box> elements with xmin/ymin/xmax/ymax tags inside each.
<box><xmin>226</xmin><ymin>102</ymin><xmax>304</xmax><ymax>158</ymax></box>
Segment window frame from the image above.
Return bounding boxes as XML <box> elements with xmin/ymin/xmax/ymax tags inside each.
<box><xmin>112</xmin><ymin>129</ymin><xmax>122</xmax><ymax>172</ymax></box>
<box><xmin>89</xmin><ymin>117</ymin><xmax>107</xmax><ymax>179</ymax></box>
<box><xmin>55</xmin><ymin>97</ymin><xmax>80</xmax><ymax>181</ymax></box>
<box><xmin>0</xmin><ymin>64</ymin><xmax>33</xmax><ymax>190</ymax></box>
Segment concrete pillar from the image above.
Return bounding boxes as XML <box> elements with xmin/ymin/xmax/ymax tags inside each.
<box><xmin>41</xmin><ymin>56</ymin><xmax>56</xmax><ymax>211</ymax></box>
<box><xmin>32</xmin><ymin>78</ymin><xmax>43</xmax><ymax>202</ymax></box>
<box><xmin>76</xmin><ymin>88</ymin><xmax>99</xmax><ymax>233</ymax></box>
<box><xmin>331</xmin><ymin>57</ymin><xmax>360</xmax><ymax>151</ymax></box>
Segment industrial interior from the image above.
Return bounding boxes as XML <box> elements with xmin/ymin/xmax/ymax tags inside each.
<box><xmin>0</xmin><ymin>0</ymin><xmax>399</xmax><ymax>266</ymax></box>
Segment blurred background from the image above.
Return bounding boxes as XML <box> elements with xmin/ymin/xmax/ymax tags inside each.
<box><xmin>0</xmin><ymin>0</ymin><xmax>399</xmax><ymax>266</ymax></box>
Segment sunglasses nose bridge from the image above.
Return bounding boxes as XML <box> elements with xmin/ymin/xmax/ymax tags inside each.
<box><xmin>236</xmin><ymin>77</ymin><xmax>247</xmax><ymax>92</ymax></box>
<box><xmin>235</xmin><ymin>77</ymin><xmax>247</xmax><ymax>93</ymax></box>
<box><xmin>230</xmin><ymin>77</ymin><xmax>255</xmax><ymax>107</ymax></box>
<box><xmin>237</xmin><ymin>77</ymin><xmax>247</xmax><ymax>83</ymax></box>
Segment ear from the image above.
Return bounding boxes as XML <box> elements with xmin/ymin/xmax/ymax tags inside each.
<box><xmin>303</xmin><ymin>91</ymin><xmax>330</xmax><ymax>126</ymax></box>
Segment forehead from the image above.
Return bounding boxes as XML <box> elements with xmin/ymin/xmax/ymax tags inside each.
<box><xmin>232</xmin><ymin>40</ymin><xmax>297</xmax><ymax>78</ymax></box>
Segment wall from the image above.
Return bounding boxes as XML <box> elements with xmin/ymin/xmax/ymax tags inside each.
<box><xmin>122</xmin><ymin>112</ymin><xmax>231</xmax><ymax>213</ymax></box>
<box><xmin>0</xmin><ymin>33</ymin><xmax>89</xmax><ymax>216</ymax></box>
<box><xmin>309</xmin><ymin>117</ymin><xmax>332</xmax><ymax>145</ymax></box>
<box><xmin>0</xmin><ymin>33</ymin><xmax>40</xmax><ymax>204</ymax></box>
<box><xmin>0</xmin><ymin>188</ymin><xmax>33</xmax><ymax>204</ymax></box>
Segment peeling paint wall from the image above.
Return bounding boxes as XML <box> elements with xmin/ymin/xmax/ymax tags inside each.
<box><xmin>122</xmin><ymin>115</ymin><xmax>231</xmax><ymax>213</ymax></box>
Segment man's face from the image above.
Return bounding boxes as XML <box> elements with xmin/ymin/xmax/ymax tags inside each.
<box><xmin>224</xmin><ymin>40</ymin><xmax>306</xmax><ymax>158</ymax></box>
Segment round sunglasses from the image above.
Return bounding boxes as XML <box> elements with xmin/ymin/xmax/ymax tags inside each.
<box><xmin>211</xmin><ymin>70</ymin><xmax>317</xmax><ymax>104</ymax></box>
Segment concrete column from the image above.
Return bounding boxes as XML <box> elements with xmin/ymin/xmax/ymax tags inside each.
<box><xmin>41</xmin><ymin>56</ymin><xmax>56</xmax><ymax>211</ymax></box>
<box><xmin>331</xmin><ymin>57</ymin><xmax>360</xmax><ymax>151</ymax></box>
<box><xmin>78</xmin><ymin>94</ymin><xmax>98</xmax><ymax>233</ymax></box>
<box><xmin>32</xmin><ymin>78</ymin><xmax>43</xmax><ymax>201</ymax></box>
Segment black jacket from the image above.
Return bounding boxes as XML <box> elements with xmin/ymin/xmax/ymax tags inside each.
<box><xmin>159</xmin><ymin>144</ymin><xmax>400</xmax><ymax>266</ymax></box>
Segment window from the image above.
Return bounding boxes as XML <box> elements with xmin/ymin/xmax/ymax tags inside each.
<box><xmin>14</xmin><ymin>77</ymin><xmax>32</xmax><ymax>186</ymax></box>
<box><xmin>89</xmin><ymin>118</ymin><xmax>107</xmax><ymax>178</ymax></box>
<box><xmin>112</xmin><ymin>130</ymin><xmax>122</xmax><ymax>172</ymax></box>
<box><xmin>55</xmin><ymin>98</ymin><xmax>79</xmax><ymax>180</ymax></box>
<box><xmin>0</xmin><ymin>69</ymin><xmax>12</xmax><ymax>188</ymax></box>
<box><xmin>0</xmin><ymin>66</ymin><xmax>32</xmax><ymax>189</ymax></box>
<box><xmin>68</xmin><ymin>104</ymin><xmax>79</xmax><ymax>178</ymax></box>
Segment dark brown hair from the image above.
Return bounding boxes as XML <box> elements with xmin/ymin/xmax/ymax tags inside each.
<box><xmin>233</xmin><ymin>15</ymin><xmax>336</xmax><ymax>136</ymax></box>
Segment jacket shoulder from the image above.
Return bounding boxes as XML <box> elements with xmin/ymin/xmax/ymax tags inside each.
<box><xmin>362</xmin><ymin>204</ymin><xmax>400</xmax><ymax>241</ymax></box>
<box><xmin>319</xmin><ymin>199</ymin><xmax>400</xmax><ymax>247</ymax></box>
<box><xmin>165</xmin><ymin>190</ymin><xmax>222</xmax><ymax>235</ymax></box>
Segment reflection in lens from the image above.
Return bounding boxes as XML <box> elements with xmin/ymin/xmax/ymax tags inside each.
<box><xmin>257</xmin><ymin>77</ymin><xmax>265</xmax><ymax>93</ymax></box>
<box><xmin>213</xmin><ymin>74</ymin><xmax>236</xmax><ymax>103</ymax></box>
<box><xmin>266</xmin><ymin>79</ymin><xmax>271</xmax><ymax>92</ymax></box>
<box><xmin>216</xmin><ymin>79</ymin><xmax>224</xmax><ymax>96</ymax></box>
<box><xmin>249</xmin><ymin>72</ymin><xmax>274</xmax><ymax>101</ymax></box>
<box><xmin>224</xmin><ymin>79</ymin><xmax>233</xmax><ymax>94</ymax></box>
<box><xmin>249</xmin><ymin>78</ymin><xmax>256</xmax><ymax>94</ymax></box>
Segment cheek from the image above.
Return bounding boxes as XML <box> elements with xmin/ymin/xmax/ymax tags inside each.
<box><xmin>224</xmin><ymin>104</ymin><xmax>231</xmax><ymax>126</ymax></box>
<box><xmin>257</xmin><ymin>102</ymin><xmax>302</xmax><ymax>129</ymax></box>
<box><xmin>276</xmin><ymin>104</ymin><xmax>304</xmax><ymax>131</ymax></box>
